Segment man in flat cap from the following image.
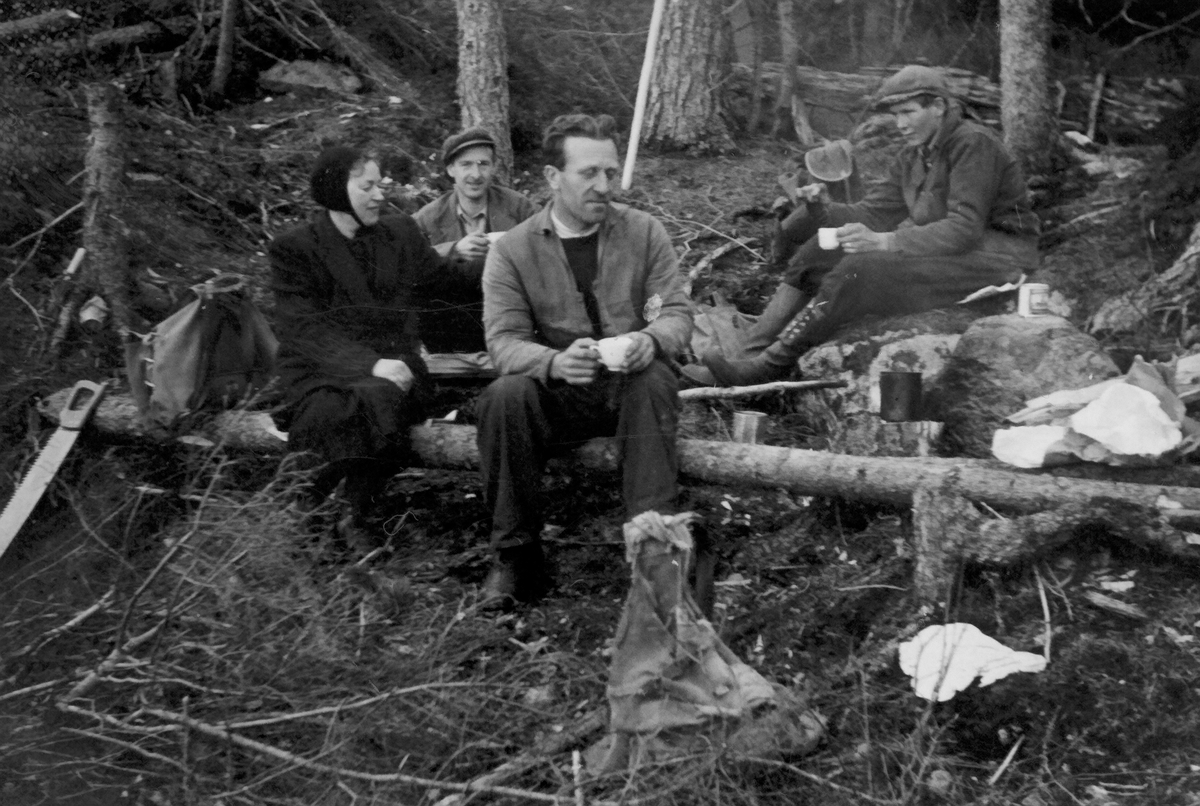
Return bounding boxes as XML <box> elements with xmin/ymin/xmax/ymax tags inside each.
<box><xmin>414</xmin><ymin>128</ymin><xmax>538</xmax><ymax>351</ymax></box>
<box><xmin>684</xmin><ymin>64</ymin><xmax>1040</xmax><ymax>386</ymax></box>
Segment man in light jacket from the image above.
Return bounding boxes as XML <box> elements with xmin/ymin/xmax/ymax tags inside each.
<box><xmin>476</xmin><ymin>113</ymin><xmax>693</xmax><ymax>609</ymax></box>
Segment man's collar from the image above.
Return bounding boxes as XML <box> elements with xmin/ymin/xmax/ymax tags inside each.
<box><xmin>549</xmin><ymin>205</ymin><xmax>600</xmax><ymax>239</ymax></box>
<box><xmin>455</xmin><ymin>187</ymin><xmax>489</xmax><ymax>219</ymax></box>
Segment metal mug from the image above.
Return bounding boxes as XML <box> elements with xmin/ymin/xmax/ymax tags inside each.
<box><xmin>879</xmin><ymin>371</ymin><xmax>922</xmax><ymax>422</ymax></box>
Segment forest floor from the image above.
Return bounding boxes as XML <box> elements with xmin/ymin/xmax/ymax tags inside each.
<box><xmin>1</xmin><ymin>86</ymin><xmax>1200</xmax><ymax>806</ymax></box>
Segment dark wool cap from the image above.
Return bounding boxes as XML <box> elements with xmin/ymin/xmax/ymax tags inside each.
<box><xmin>310</xmin><ymin>145</ymin><xmax>365</xmax><ymax>214</ymax></box>
<box><xmin>873</xmin><ymin>65</ymin><xmax>950</xmax><ymax>109</ymax></box>
<box><xmin>441</xmin><ymin>128</ymin><xmax>495</xmax><ymax>165</ymax></box>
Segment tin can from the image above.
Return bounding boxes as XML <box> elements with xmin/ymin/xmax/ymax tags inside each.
<box><xmin>1018</xmin><ymin>283</ymin><xmax>1051</xmax><ymax>317</ymax></box>
<box><xmin>731</xmin><ymin>410</ymin><xmax>769</xmax><ymax>444</ymax></box>
<box><xmin>879</xmin><ymin>371</ymin><xmax>923</xmax><ymax>422</ymax></box>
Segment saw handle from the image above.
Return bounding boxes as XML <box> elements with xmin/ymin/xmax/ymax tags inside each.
<box><xmin>58</xmin><ymin>380</ymin><xmax>108</xmax><ymax>430</ymax></box>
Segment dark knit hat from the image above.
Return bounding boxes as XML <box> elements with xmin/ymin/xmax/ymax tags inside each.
<box><xmin>873</xmin><ymin>65</ymin><xmax>950</xmax><ymax>109</ymax></box>
<box><xmin>441</xmin><ymin>128</ymin><xmax>495</xmax><ymax>165</ymax></box>
<box><xmin>310</xmin><ymin>145</ymin><xmax>366</xmax><ymax>215</ymax></box>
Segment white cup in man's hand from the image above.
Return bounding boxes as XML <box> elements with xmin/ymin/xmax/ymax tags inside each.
<box><xmin>818</xmin><ymin>227</ymin><xmax>840</xmax><ymax>250</ymax></box>
<box><xmin>595</xmin><ymin>336</ymin><xmax>633</xmax><ymax>371</ymax></box>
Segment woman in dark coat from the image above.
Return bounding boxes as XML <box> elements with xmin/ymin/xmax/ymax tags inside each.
<box><xmin>269</xmin><ymin>145</ymin><xmax>448</xmax><ymax>539</ymax></box>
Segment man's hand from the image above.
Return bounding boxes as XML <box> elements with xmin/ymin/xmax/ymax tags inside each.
<box><xmin>620</xmin><ymin>331</ymin><xmax>657</xmax><ymax>373</ymax></box>
<box><xmin>549</xmin><ymin>338</ymin><xmax>600</xmax><ymax>385</ymax></box>
<box><xmin>836</xmin><ymin>222</ymin><xmax>889</xmax><ymax>254</ymax></box>
<box><xmin>797</xmin><ymin>182</ymin><xmax>832</xmax><ymax>204</ymax></box>
<box><xmin>452</xmin><ymin>233</ymin><xmax>490</xmax><ymax>262</ymax></box>
<box><xmin>372</xmin><ymin>358</ymin><xmax>415</xmax><ymax>392</ymax></box>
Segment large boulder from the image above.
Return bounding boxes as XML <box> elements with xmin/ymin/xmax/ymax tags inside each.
<box><xmin>791</xmin><ymin>307</ymin><xmax>981</xmax><ymax>455</ymax></box>
<box><xmin>933</xmin><ymin>314</ymin><xmax>1120</xmax><ymax>457</ymax></box>
<box><xmin>259</xmin><ymin>60</ymin><xmax>363</xmax><ymax>96</ymax></box>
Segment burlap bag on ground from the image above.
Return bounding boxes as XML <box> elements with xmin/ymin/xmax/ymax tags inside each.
<box><xmin>588</xmin><ymin>511</ymin><xmax>823</xmax><ymax>773</ymax></box>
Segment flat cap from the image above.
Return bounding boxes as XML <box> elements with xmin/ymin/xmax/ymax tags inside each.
<box><xmin>873</xmin><ymin>65</ymin><xmax>949</xmax><ymax>109</ymax></box>
<box><xmin>441</xmin><ymin>127</ymin><xmax>496</xmax><ymax>165</ymax></box>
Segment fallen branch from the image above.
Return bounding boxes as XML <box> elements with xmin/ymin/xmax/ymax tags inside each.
<box><xmin>911</xmin><ymin>485</ymin><xmax>1200</xmax><ymax>602</ymax></box>
<box><xmin>679</xmin><ymin>379</ymin><xmax>847</xmax><ymax>401</ymax></box>
<box><xmin>683</xmin><ymin>239</ymin><xmax>746</xmax><ymax>297</ymax></box>
<box><xmin>27</xmin><ymin>15</ymin><xmax>200</xmax><ymax>60</ymax></box>
<box><xmin>448</xmin><ymin>710</ymin><xmax>607</xmax><ymax>806</ymax></box>
<box><xmin>140</xmin><ymin>706</ymin><xmax>577</xmax><ymax>804</ymax></box>
<box><xmin>0</xmin><ymin>8</ymin><xmax>81</xmax><ymax>41</ymax></box>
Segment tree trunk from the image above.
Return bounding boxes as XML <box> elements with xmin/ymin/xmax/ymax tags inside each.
<box><xmin>858</xmin><ymin>0</ymin><xmax>891</xmax><ymax>66</ymax></box>
<box><xmin>208</xmin><ymin>0</ymin><xmax>240</xmax><ymax>101</ymax></box>
<box><xmin>81</xmin><ymin>83</ymin><xmax>135</xmax><ymax>340</ymax></box>
<box><xmin>999</xmin><ymin>0</ymin><xmax>1056</xmax><ymax>176</ymax></box>
<box><xmin>644</xmin><ymin>0</ymin><xmax>733</xmax><ymax>151</ymax></box>
<box><xmin>454</xmin><ymin>0</ymin><xmax>513</xmax><ymax>183</ymax></box>
<box><xmin>771</xmin><ymin>0</ymin><xmax>799</xmax><ymax>138</ymax></box>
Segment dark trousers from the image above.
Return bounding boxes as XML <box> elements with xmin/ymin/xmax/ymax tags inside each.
<box><xmin>286</xmin><ymin>378</ymin><xmax>417</xmax><ymax>515</ymax></box>
<box><xmin>476</xmin><ymin>359</ymin><xmax>680</xmax><ymax>551</ymax></box>
<box><xmin>781</xmin><ymin>235</ymin><xmax>1023</xmax><ymax>350</ymax></box>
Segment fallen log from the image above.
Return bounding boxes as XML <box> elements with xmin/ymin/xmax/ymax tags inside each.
<box><xmin>0</xmin><ymin>8</ymin><xmax>81</xmax><ymax>42</ymax></box>
<box><xmin>26</xmin><ymin>15</ymin><xmax>198</xmax><ymax>60</ymax></box>
<box><xmin>911</xmin><ymin>486</ymin><xmax>1200</xmax><ymax>603</ymax></box>
<box><xmin>41</xmin><ymin>391</ymin><xmax>1200</xmax><ymax>516</ymax></box>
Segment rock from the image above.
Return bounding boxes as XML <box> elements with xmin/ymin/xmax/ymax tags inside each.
<box><xmin>793</xmin><ymin>306</ymin><xmax>980</xmax><ymax>455</ymax></box>
<box><xmin>258</xmin><ymin>60</ymin><xmax>363</xmax><ymax>96</ymax></box>
<box><xmin>936</xmin><ymin>314</ymin><xmax>1120</xmax><ymax>458</ymax></box>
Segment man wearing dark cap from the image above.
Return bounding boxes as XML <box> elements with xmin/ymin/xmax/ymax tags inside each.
<box><xmin>270</xmin><ymin>145</ymin><xmax>453</xmax><ymax>548</ymax></box>
<box><xmin>474</xmin><ymin>113</ymin><xmax>693</xmax><ymax>609</ymax></box>
<box><xmin>413</xmin><ymin>128</ymin><xmax>538</xmax><ymax>351</ymax></box>
<box><xmin>684</xmin><ymin>64</ymin><xmax>1040</xmax><ymax>387</ymax></box>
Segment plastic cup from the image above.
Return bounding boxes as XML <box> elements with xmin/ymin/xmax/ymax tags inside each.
<box><xmin>818</xmin><ymin>228</ymin><xmax>839</xmax><ymax>250</ymax></box>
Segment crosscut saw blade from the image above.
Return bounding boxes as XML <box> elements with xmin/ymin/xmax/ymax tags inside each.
<box><xmin>0</xmin><ymin>380</ymin><xmax>107</xmax><ymax>558</ymax></box>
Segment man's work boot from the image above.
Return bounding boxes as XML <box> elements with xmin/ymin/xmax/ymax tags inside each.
<box><xmin>701</xmin><ymin>305</ymin><xmax>814</xmax><ymax>387</ymax></box>
<box><xmin>741</xmin><ymin>283</ymin><xmax>810</xmax><ymax>356</ymax></box>
<box><xmin>480</xmin><ymin>542</ymin><xmax>549</xmax><ymax>612</ymax></box>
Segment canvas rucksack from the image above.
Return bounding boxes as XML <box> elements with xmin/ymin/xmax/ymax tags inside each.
<box><xmin>126</xmin><ymin>274</ymin><xmax>278</xmax><ymax>429</ymax></box>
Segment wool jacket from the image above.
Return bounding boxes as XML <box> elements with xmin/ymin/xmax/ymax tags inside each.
<box><xmin>269</xmin><ymin>211</ymin><xmax>452</xmax><ymax>401</ymax></box>
<box><xmin>482</xmin><ymin>203</ymin><xmax>693</xmax><ymax>381</ymax></box>
<box><xmin>825</xmin><ymin>103</ymin><xmax>1040</xmax><ymax>269</ymax></box>
<box><xmin>413</xmin><ymin>184</ymin><xmax>538</xmax><ymax>271</ymax></box>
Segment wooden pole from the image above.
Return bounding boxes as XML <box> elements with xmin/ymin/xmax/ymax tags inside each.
<box><xmin>621</xmin><ymin>0</ymin><xmax>667</xmax><ymax>191</ymax></box>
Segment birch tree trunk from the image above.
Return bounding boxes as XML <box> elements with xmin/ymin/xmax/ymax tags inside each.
<box><xmin>81</xmin><ymin>83</ymin><xmax>135</xmax><ymax>339</ymax></box>
<box><xmin>999</xmin><ymin>0</ymin><xmax>1057</xmax><ymax>176</ymax></box>
<box><xmin>644</xmin><ymin>0</ymin><xmax>733</xmax><ymax>151</ymax></box>
<box><xmin>455</xmin><ymin>0</ymin><xmax>513</xmax><ymax>183</ymax></box>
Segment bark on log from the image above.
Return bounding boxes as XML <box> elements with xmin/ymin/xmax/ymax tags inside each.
<box><xmin>81</xmin><ymin>83</ymin><xmax>135</xmax><ymax>340</ymax></box>
<box><xmin>41</xmin><ymin>391</ymin><xmax>1200</xmax><ymax>516</ymax></box>
<box><xmin>912</xmin><ymin>486</ymin><xmax>1200</xmax><ymax>603</ymax></box>
<box><xmin>0</xmin><ymin>8</ymin><xmax>80</xmax><ymax>42</ymax></box>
